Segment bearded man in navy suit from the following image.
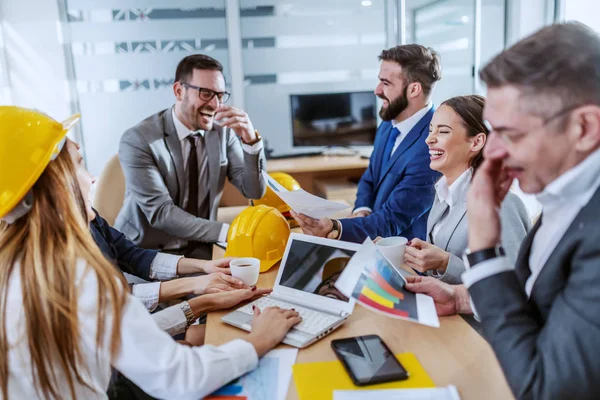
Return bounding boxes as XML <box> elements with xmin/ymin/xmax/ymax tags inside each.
<box><xmin>293</xmin><ymin>45</ymin><xmax>441</xmax><ymax>243</ymax></box>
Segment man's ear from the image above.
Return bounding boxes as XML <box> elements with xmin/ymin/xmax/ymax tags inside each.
<box><xmin>571</xmin><ymin>105</ymin><xmax>600</xmax><ymax>153</ymax></box>
<box><xmin>408</xmin><ymin>82</ymin><xmax>423</xmax><ymax>99</ymax></box>
<box><xmin>471</xmin><ymin>132</ymin><xmax>487</xmax><ymax>153</ymax></box>
<box><xmin>173</xmin><ymin>81</ymin><xmax>184</xmax><ymax>101</ymax></box>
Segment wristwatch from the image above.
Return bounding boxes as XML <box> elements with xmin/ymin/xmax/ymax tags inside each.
<box><xmin>464</xmin><ymin>245</ymin><xmax>505</xmax><ymax>268</ymax></box>
<box><xmin>326</xmin><ymin>219</ymin><xmax>341</xmax><ymax>240</ymax></box>
<box><xmin>179</xmin><ymin>301</ymin><xmax>197</xmax><ymax>326</ymax></box>
<box><xmin>243</xmin><ymin>129</ymin><xmax>262</xmax><ymax>146</ymax></box>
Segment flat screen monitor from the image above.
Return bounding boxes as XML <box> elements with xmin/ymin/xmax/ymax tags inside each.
<box><xmin>290</xmin><ymin>91</ymin><xmax>377</xmax><ymax>147</ymax></box>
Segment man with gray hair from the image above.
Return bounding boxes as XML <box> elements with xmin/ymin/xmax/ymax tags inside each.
<box><xmin>405</xmin><ymin>22</ymin><xmax>600</xmax><ymax>399</ymax></box>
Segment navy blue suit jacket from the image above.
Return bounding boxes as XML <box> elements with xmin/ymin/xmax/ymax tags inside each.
<box><xmin>341</xmin><ymin>108</ymin><xmax>440</xmax><ymax>243</ymax></box>
<box><xmin>90</xmin><ymin>210</ymin><xmax>157</xmax><ymax>281</ymax></box>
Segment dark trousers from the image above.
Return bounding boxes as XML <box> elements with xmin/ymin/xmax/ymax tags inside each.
<box><xmin>163</xmin><ymin>241</ymin><xmax>214</xmax><ymax>260</ymax></box>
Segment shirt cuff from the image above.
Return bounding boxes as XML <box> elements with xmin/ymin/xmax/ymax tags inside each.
<box><xmin>149</xmin><ymin>253</ymin><xmax>183</xmax><ymax>281</ymax></box>
<box><xmin>469</xmin><ymin>297</ymin><xmax>481</xmax><ymax>322</ymax></box>
<box><xmin>241</xmin><ymin>140</ymin><xmax>263</xmax><ymax>155</ymax></box>
<box><xmin>219</xmin><ymin>223</ymin><xmax>230</xmax><ymax>243</ymax></box>
<box><xmin>352</xmin><ymin>207</ymin><xmax>372</xmax><ymax>215</ymax></box>
<box><xmin>218</xmin><ymin>339</ymin><xmax>259</xmax><ymax>377</ymax></box>
<box><xmin>131</xmin><ymin>282</ymin><xmax>162</xmax><ymax>311</ymax></box>
<box><xmin>461</xmin><ymin>256</ymin><xmax>511</xmax><ymax>289</ymax></box>
<box><xmin>151</xmin><ymin>305</ymin><xmax>188</xmax><ymax>336</ymax></box>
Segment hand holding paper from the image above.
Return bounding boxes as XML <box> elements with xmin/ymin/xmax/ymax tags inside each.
<box><xmin>263</xmin><ymin>171</ymin><xmax>349</xmax><ymax>219</ymax></box>
<box><xmin>334</xmin><ymin>238</ymin><xmax>440</xmax><ymax>327</ymax></box>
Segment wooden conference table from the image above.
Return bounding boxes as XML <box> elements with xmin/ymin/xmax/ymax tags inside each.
<box><xmin>207</xmin><ymin>207</ymin><xmax>513</xmax><ymax>400</ymax></box>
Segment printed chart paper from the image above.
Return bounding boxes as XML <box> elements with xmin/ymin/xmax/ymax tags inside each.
<box><xmin>335</xmin><ymin>238</ymin><xmax>439</xmax><ymax>327</ymax></box>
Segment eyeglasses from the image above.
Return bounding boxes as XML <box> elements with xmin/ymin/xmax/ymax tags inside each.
<box><xmin>180</xmin><ymin>82</ymin><xmax>230</xmax><ymax>103</ymax></box>
<box><xmin>484</xmin><ymin>103</ymin><xmax>583</xmax><ymax>146</ymax></box>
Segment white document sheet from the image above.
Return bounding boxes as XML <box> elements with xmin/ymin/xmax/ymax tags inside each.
<box><xmin>263</xmin><ymin>171</ymin><xmax>349</xmax><ymax>218</ymax></box>
<box><xmin>205</xmin><ymin>348</ymin><xmax>298</xmax><ymax>400</ymax></box>
<box><xmin>333</xmin><ymin>386</ymin><xmax>461</xmax><ymax>400</ymax></box>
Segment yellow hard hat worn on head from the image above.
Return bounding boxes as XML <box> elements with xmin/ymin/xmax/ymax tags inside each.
<box><xmin>252</xmin><ymin>172</ymin><xmax>301</xmax><ymax>227</ymax></box>
<box><xmin>0</xmin><ymin>106</ymin><xmax>80</xmax><ymax>222</ymax></box>
<box><xmin>225</xmin><ymin>205</ymin><xmax>291</xmax><ymax>272</ymax></box>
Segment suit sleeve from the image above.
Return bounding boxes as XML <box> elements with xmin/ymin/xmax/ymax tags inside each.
<box><xmin>118</xmin><ymin>128</ymin><xmax>223</xmax><ymax>243</ymax></box>
<box><xmin>225</xmin><ymin>128</ymin><xmax>266</xmax><ymax>200</ymax></box>
<box><xmin>468</xmin><ymin>239</ymin><xmax>600</xmax><ymax>399</ymax></box>
<box><xmin>437</xmin><ymin>193</ymin><xmax>531</xmax><ymax>285</ymax></box>
<box><xmin>93</xmin><ymin>212</ymin><xmax>157</xmax><ymax>281</ymax></box>
<box><xmin>499</xmin><ymin>192</ymin><xmax>532</xmax><ymax>267</ymax></box>
<box><xmin>354</xmin><ymin>156</ymin><xmax>377</xmax><ymax>211</ymax></box>
<box><xmin>435</xmin><ymin>253</ymin><xmax>465</xmax><ymax>284</ymax></box>
<box><xmin>340</xmin><ymin>155</ymin><xmax>437</xmax><ymax>242</ymax></box>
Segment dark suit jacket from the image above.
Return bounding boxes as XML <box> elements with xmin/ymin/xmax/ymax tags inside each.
<box><xmin>341</xmin><ymin>108</ymin><xmax>440</xmax><ymax>242</ymax></box>
<box><xmin>469</xmin><ymin>186</ymin><xmax>600</xmax><ymax>399</ymax></box>
<box><xmin>90</xmin><ymin>210</ymin><xmax>157</xmax><ymax>281</ymax></box>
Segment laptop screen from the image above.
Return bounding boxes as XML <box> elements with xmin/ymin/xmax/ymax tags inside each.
<box><xmin>279</xmin><ymin>239</ymin><xmax>357</xmax><ymax>303</ymax></box>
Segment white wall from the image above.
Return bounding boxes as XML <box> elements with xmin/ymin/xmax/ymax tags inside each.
<box><xmin>240</xmin><ymin>0</ymin><xmax>386</xmax><ymax>156</ymax></box>
<box><xmin>563</xmin><ymin>0</ymin><xmax>600</xmax><ymax>31</ymax></box>
<box><xmin>505</xmin><ymin>0</ymin><xmax>550</xmax><ymax>46</ymax></box>
<box><xmin>0</xmin><ymin>0</ymin><xmax>71</xmax><ymax>120</ymax></box>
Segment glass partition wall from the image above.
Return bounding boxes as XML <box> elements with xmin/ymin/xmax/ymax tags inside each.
<box><xmin>61</xmin><ymin>0</ymin><xmax>507</xmax><ymax>174</ymax></box>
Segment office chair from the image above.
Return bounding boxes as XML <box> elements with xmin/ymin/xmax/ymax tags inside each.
<box><xmin>93</xmin><ymin>154</ymin><xmax>125</xmax><ymax>226</ymax></box>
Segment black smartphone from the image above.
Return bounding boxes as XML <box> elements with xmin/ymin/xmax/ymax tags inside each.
<box><xmin>331</xmin><ymin>334</ymin><xmax>409</xmax><ymax>386</ymax></box>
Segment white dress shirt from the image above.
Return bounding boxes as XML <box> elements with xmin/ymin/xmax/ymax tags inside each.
<box><xmin>431</xmin><ymin>168</ymin><xmax>472</xmax><ymax>240</ymax></box>
<box><xmin>128</xmin><ymin>252</ymin><xmax>194</xmax><ymax>335</ymax></box>
<box><xmin>167</xmin><ymin>109</ymin><xmax>264</xmax><ymax>250</ymax></box>
<box><xmin>462</xmin><ymin>147</ymin><xmax>600</xmax><ymax>297</ymax></box>
<box><xmin>354</xmin><ymin>103</ymin><xmax>433</xmax><ymax>215</ymax></box>
<box><xmin>131</xmin><ymin>252</ymin><xmax>182</xmax><ymax>311</ymax></box>
<box><xmin>6</xmin><ymin>259</ymin><xmax>258</xmax><ymax>399</ymax></box>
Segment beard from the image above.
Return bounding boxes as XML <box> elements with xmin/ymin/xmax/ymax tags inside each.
<box><xmin>181</xmin><ymin>94</ymin><xmax>215</xmax><ymax>131</ymax></box>
<box><xmin>378</xmin><ymin>84</ymin><xmax>409</xmax><ymax>121</ymax></box>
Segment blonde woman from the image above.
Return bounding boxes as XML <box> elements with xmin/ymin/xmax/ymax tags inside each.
<box><xmin>0</xmin><ymin>106</ymin><xmax>301</xmax><ymax>399</ymax></box>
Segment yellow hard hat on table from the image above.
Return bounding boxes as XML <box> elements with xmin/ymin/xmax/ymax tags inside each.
<box><xmin>252</xmin><ymin>172</ymin><xmax>301</xmax><ymax>227</ymax></box>
<box><xmin>0</xmin><ymin>106</ymin><xmax>80</xmax><ymax>223</ymax></box>
<box><xmin>225</xmin><ymin>205</ymin><xmax>291</xmax><ymax>273</ymax></box>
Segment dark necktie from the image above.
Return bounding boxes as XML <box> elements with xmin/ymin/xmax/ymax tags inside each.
<box><xmin>515</xmin><ymin>214</ymin><xmax>543</xmax><ymax>287</ymax></box>
<box><xmin>186</xmin><ymin>135</ymin><xmax>199</xmax><ymax>215</ymax></box>
<box><xmin>384</xmin><ymin>127</ymin><xmax>401</xmax><ymax>167</ymax></box>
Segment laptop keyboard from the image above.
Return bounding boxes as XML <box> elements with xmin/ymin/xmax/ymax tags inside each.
<box><xmin>237</xmin><ymin>297</ymin><xmax>340</xmax><ymax>335</ymax></box>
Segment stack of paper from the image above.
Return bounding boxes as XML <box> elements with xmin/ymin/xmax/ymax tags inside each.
<box><xmin>333</xmin><ymin>386</ymin><xmax>461</xmax><ymax>400</ymax></box>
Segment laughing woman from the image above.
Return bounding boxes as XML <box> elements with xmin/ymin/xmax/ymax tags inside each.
<box><xmin>403</xmin><ymin>95</ymin><xmax>531</xmax><ymax>284</ymax></box>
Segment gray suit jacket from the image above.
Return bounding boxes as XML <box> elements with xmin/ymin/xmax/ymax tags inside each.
<box><xmin>427</xmin><ymin>189</ymin><xmax>531</xmax><ymax>284</ymax></box>
<box><xmin>115</xmin><ymin>107</ymin><xmax>266</xmax><ymax>258</ymax></box>
<box><xmin>469</xmin><ymin>186</ymin><xmax>600</xmax><ymax>399</ymax></box>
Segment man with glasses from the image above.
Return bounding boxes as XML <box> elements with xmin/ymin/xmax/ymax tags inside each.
<box><xmin>405</xmin><ymin>22</ymin><xmax>600</xmax><ymax>399</ymax></box>
<box><xmin>116</xmin><ymin>54</ymin><xmax>266</xmax><ymax>260</ymax></box>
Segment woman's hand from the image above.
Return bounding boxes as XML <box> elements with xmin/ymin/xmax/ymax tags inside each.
<box><xmin>191</xmin><ymin>272</ymin><xmax>247</xmax><ymax>295</ymax></box>
<box><xmin>176</xmin><ymin>257</ymin><xmax>234</xmax><ymax>275</ymax></box>
<box><xmin>201</xmin><ymin>287</ymin><xmax>272</xmax><ymax>311</ymax></box>
<box><xmin>403</xmin><ymin>238</ymin><xmax>450</xmax><ymax>274</ymax></box>
<box><xmin>202</xmin><ymin>257</ymin><xmax>235</xmax><ymax>274</ymax></box>
<box><xmin>246</xmin><ymin>306</ymin><xmax>302</xmax><ymax>356</ymax></box>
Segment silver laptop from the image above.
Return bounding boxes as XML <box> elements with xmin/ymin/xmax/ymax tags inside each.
<box><xmin>222</xmin><ymin>233</ymin><xmax>360</xmax><ymax>348</ymax></box>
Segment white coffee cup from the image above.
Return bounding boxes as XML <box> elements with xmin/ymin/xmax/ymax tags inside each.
<box><xmin>229</xmin><ymin>257</ymin><xmax>260</xmax><ymax>286</ymax></box>
<box><xmin>376</xmin><ymin>236</ymin><xmax>408</xmax><ymax>270</ymax></box>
